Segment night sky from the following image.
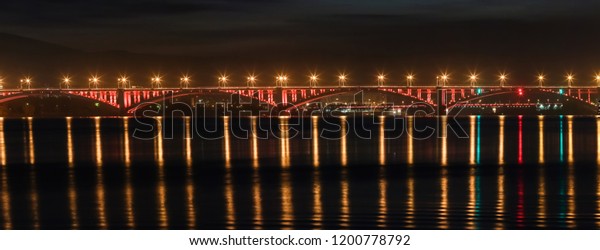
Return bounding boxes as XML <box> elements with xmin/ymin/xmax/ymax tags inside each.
<box><xmin>0</xmin><ymin>0</ymin><xmax>599</xmax><ymax>87</ymax></box>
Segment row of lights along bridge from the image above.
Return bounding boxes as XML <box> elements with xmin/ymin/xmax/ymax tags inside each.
<box><xmin>2</xmin><ymin>72</ymin><xmax>600</xmax><ymax>90</ymax></box>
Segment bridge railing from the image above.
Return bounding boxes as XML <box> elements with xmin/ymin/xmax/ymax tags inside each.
<box><xmin>0</xmin><ymin>85</ymin><xmax>598</xmax><ymax>92</ymax></box>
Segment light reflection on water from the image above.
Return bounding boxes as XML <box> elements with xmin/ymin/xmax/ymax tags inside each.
<box><xmin>66</xmin><ymin>117</ymin><xmax>79</xmax><ymax>229</ymax></box>
<box><xmin>597</xmin><ymin>118</ymin><xmax>600</xmax><ymax>229</ymax></box>
<box><xmin>311</xmin><ymin>116</ymin><xmax>322</xmax><ymax>229</ymax></box>
<box><xmin>0</xmin><ymin>116</ymin><xmax>598</xmax><ymax>229</ymax></box>
<box><xmin>0</xmin><ymin>118</ymin><xmax>10</xmax><ymax>230</ymax></box>
<box><xmin>280</xmin><ymin>116</ymin><xmax>294</xmax><ymax>230</ymax></box>
<box><xmin>123</xmin><ymin>118</ymin><xmax>135</xmax><ymax>229</ymax></box>
<box><xmin>377</xmin><ymin>117</ymin><xmax>387</xmax><ymax>229</ymax></box>
<box><xmin>567</xmin><ymin>116</ymin><xmax>576</xmax><ymax>229</ymax></box>
<box><xmin>155</xmin><ymin>117</ymin><xmax>168</xmax><ymax>230</ymax></box>
<box><xmin>223</xmin><ymin>116</ymin><xmax>235</xmax><ymax>230</ymax></box>
<box><xmin>250</xmin><ymin>117</ymin><xmax>261</xmax><ymax>230</ymax></box>
<box><xmin>94</xmin><ymin>117</ymin><xmax>107</xmax><ymax>230</ymax></box>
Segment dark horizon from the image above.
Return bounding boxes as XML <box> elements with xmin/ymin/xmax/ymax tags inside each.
<box><xmin>0</xmin><ymin>1</ymin><xmax>599</xmax><ymax>87</ymax></box>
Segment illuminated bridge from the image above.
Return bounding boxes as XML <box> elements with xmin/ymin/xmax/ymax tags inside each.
<box><xmin>0</xmin><ymin>85</ymin><xmax>598</xmax><ymax>115</ymax></box>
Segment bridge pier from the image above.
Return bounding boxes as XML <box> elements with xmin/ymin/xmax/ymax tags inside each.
<box><xmin>436</xmin><ymin>87</ymin><xmax>447</xmax><ymax>116</ymax></box>
<box><xmin>271</xmin><ymin>87</ymin><xmax>287</xmax><ymax>114</ymax></box>
<box><xmin>597</xmin><ymin>87</ymin><xmax>600</xmax><ymax>115</ymax></box>
<box><xmin>117</xmin><ymin>88</ymin><xmax>127</xmax><ymax>116</ymax></box>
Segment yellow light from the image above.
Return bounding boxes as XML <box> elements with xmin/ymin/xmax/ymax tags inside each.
<box><xmin>377</xmin><ymin>74</ymin><xmax>385</xmax><ymax>80</ymax></box>
<box><xmin>63</xmin><ymin>77</ymin><xmax>71</xmax><ymax>83</ymax></box>
<box><xmin>338</xmin><ymin>74</ymin><xmax>347</xmax><ymax>80</ymax></box>
<box><xmin>407</xmin><ymin>74</ymin><xmax>414</xmax><ymax>80</ymax></box>
<box><xmin>499</xmin><ymin>74</ymin><xmax>507</xmax><ymax>80</ymax></box>
<box><xmin>219</xmin><ymin>75</ymin><xmax>229</xmax><ymax>82</ymax></box>
<box><xmin>538</xmin><ymin>75</ymin><xmax>545</xmax><ymax>81</ymax></box>
<box><xmin>152</xmin><ymin>75</ymin><xmax>162</xmax><ymax>82</ymax></box>
<box><xmin>88</xmin><ymin>75</ymin><xmax>100</xmax><ymax>83</ymax></box>
<box><xmin>566</xmin><ymin>74</ymin><xmax>574</xmax><ymax>81</ymax></box>
<box><xmin>310</xmin><ymin>75</ymin><xmax>318</xmax><ymax>81</ymax></box>
<box><xmin>469</xmin><ymin>74</ymin><xmax>478</xmax><ymax>81</ymax></box>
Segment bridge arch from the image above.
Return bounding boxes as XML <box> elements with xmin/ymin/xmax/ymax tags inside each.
<box><xmin>282</xmin><ymin>87</ymin><xmax>434</xmax><ymax>111</ymax></box>
<box><xmin>126</xmin><ymin>87</ymin><xmax>435</xmax><ymax>113</ymax></box>
<box><xmin>0</xmin><ymin>91</ymin><xmax>120</xmax><ymax>110</ymax></box>
<box><xmin>125</xmin><ymin>89</ymin><xmax>275</xmax><ymax>113</ymax></box>
<box><xmin>447</xmin><ymin>88</ymin><xmax>598</xmax><ymax>112</ymax></box>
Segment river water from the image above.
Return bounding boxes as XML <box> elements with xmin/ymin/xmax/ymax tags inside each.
<box><xmin>0</xmin><ymin>115</ymin><xmax>598</xmax><ymax>229</ymax></box>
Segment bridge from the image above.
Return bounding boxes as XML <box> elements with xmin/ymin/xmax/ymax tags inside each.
<box><xmin>0</xmin><ymin>85</ymin><xmax>598</xmax><ymax>115</ymax></box>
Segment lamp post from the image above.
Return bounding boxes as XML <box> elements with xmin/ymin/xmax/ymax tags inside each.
<box><xmin>309</xmin><ymin>74</ymin><xmax>318</xmax><ymax>87</ymax></box>
<box><xmin>20</xmin><ymin>77</ymin><xmax>32</xmax><ymax>89</ymax></box>
<box><xmin>89</xmin><ymin>76</ymin><xmax>100</xmax><ymax>89</ymax></box>
<box><xmin>180</xmin><ymin>76</ymin><xmax>191</xmax><ymax>88</ymax></box>
<box><xmin>406</xmin><ymin>74</ymin><xmax>414</xmax><ymax>87</ymax></box>
<box><xmin>118</xmin><ymin>76</ymin><xmax>130</xmax><ymax>89</ymax></box>
<box><xmin>377</xmin><ymin>74</ymin><xmax>385</xmax><ymax>87</ymax></box>
<box><xmin>469</xmin><ymin>73</ymin><xmax>478</xmax><ymax>87</ymax></box>
<box><xmin>566</xmin><ymin>74</ymin><xmax>574</xmax><ymax>88</ymax></box>
<box><xmin>62</xmin><ymin>76</ymin><xmax>71</xmax><ymax>89</ymax></box>
<box><xmin>338</xmin><ymin>74</ymin><xmax>347</xmax><ymax>87</ymax></box>
<box><xmin>276</xmin><ymin>74</ymin><xmax>288</xmax><ymax>87</ymax></box>
<box><xmin>499</xmin><ymin>74</ymin><xmax>507</xmax><ymax>88</ymax></box>
<box><xmin>246</xmin><ymin>75</ymin><xmax>256</xmax><ymax>87</ymax></box>
<box><xmin>537</xmin><ymin>74</ymin><xmax>545</xmax><ymax>88</ymax></box>
<box><xmin>595</xmin><ymin>74</ymin><xmax>600</xmax><ymax>87</ymax></box>
<box><xmin>151</xmin><ymin>75</ymin><xmax>162</xmax><ymax>89</ymax></box>
<box><xmin>218</xmin><ymin>75</ymin><xmax>228</xmax><ymax>88</ymax></box>
<box><xmin>438</xmin><ymin>74</ymin><xmax>449</xmax><ymax>87</ymax></box>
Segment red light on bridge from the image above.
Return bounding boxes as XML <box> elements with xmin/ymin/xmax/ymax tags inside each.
<box><xmin>517</xmin><ymin>88</ymin><xmax>524</xmax><ymax>96</ymax></box>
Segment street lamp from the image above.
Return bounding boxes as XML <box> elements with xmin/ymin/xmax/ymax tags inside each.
<box><xmin>537</xmin><ymin>74</ymin><xmax>545</xmax><ymax>88</ymax></box>
<box><xmin>246</xmin><ymin>75</ymin><xmax>257</xmax><ymax>87</ymax></box>
<box><xmin>498</xmin><ymin>73</ymin><xmax>508</xmax><ymax>88</ymax></box>
<box><xmin>376</xmin><ymin>74</ymin><xmax>386</xmax><ymax>87</ymax></box>
<box><xmin>338</xmin><ymin>73</ymin><xmax>347</xmax><ymax>87</ymax></box>
<box><xmin>596</xmin><ymin>74</ymin><xmax>600</xmax><ymax>87</ymax></box>
<box><xmin>118</xmin><ymin>76</ymin><xmax>130</xmax><ymax>88</ymax></box>
<box><xmin>566</xmin><ymin>74</ymin><xmax>574</xmax><ymax>88</ymax></box>
<box><xmin>62</xmin><ymin>76</ymin><xmax>71</xmax><ymax>89</ymax></box>
<box><xmin>89</xmin><ymin>76</ymin><xmax>100</xmax><ymax>89</ymax></box>
<box><xmin>151</xmin><ymin>75</ymin><xmax>162</xmax><ymax>88</ymax></box>
<box><xmin>276</xmin><ymin>74</ymin><xmax>288</xmax><ymax>87</ymax></box>
<box><xmin>309</xmin><ymin>74</ymin><xmax>318</xmax><ymax>87</ymax></box>
<box><xmin>438</xmin><ymin>74</ymin><xmax>449</xmax><ymax>87</ymax></box>
<box><xmin>218</xmin><ymin>75</ymin><xmax>229</xmax><ymax>88</ymax></box>
<box><xmin>180</xmin><ymin>75</ymin><xmax>191</xmax><ymax>88</ymax></box>
<box><xmin>406</xmin><ymin>74</ymin><xmax>414</xmax><ymax>87</ymax></box>
<box><xmin>469</xmin><ymin>73</ymin><xmax>478</xmax><ymax>87</ymax></box>
<box><xmin>0</xmin><ymin>77</ymin><xmax>3</xmax><ymax>89</ymax></box>
<box><xmin>20</xmin><ymin>77</ymin><xmax>32</xmax><ymax>89</ymax></box>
